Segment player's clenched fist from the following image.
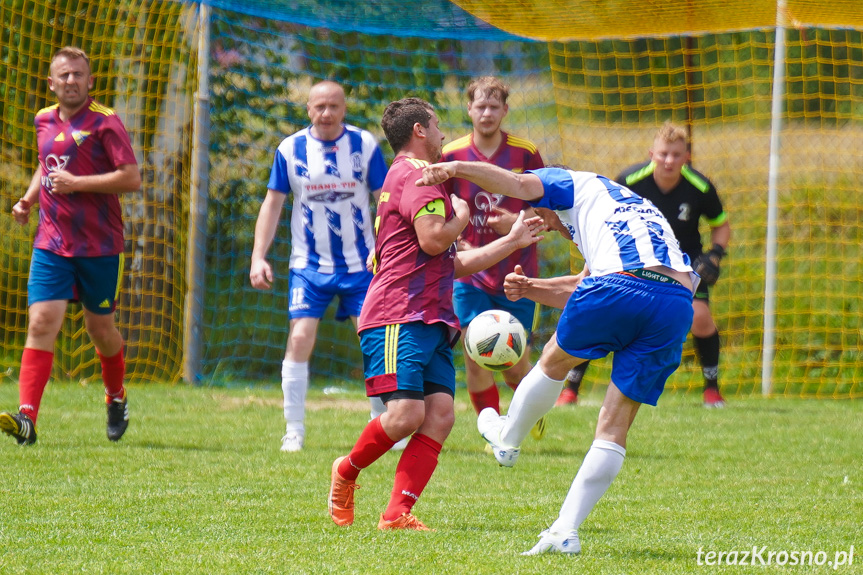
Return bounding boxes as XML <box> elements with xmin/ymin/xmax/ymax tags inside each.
<box><xmin>416</xmin><ymin>161</ymin><xmax>458</xmax><ymax>187</ymax></box>
<box><xmin>47</xmin><ymin>170</ymin><xmax>79</xmax><ymax>194</ymax></box>
<box><xmin>450</xmin><ymin>193</ymin><xmax>469</xmax><ymax>222</ymax></box>
<box><xmin>504</xmin><ymin>264</ymin><xmax>532</xmax><ymax>301</ymax></box>
<box><xmin>12</xmin><ymin>199</ymin><xmax>32</xmax><ymax>225</ymax></box>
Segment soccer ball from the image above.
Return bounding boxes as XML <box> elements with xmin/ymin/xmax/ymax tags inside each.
<box><xmin>464</xmin><ymin>310</ymin><xmax>526</xmax><ymax>371</ymax></box>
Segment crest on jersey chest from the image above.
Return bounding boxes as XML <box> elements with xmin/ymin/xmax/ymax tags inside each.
<box><xmin>72</xmin><ymin>130</ymin><xmax>91</xmax><ymax>146</ymax></box>
<box><xmin>474</xmin><ymin>190</ymin><xmax>503</xmax><ymax>211</ymax></box>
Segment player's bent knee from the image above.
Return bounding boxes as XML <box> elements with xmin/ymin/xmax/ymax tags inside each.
<box><xmin>417</xmin><ymin>414</ymin><xmax>454</xmax><ymax>442</ymax></box>
<box><xmin>537</xmin><ymin>351</ymin><xmax>577</xmax><ymax>381</ymax></box>
<box><xmin>384</xmin><ymin>399</ymin><xmax>426</xmax><ymax>432</ymax></box>
<box><xmin>427</xmin><ymin>409</ymin><xmax>455</xmax><ymax>432</ymax></box>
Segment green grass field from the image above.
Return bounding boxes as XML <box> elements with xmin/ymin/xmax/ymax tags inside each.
<box><xmin>0</xmin><ymin>381</ymin><xmax>860</xmax><ymax>574</ymax></box>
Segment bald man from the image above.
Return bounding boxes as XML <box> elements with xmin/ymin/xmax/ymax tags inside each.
<box><xmin>251</xmin><ymin>81</ymin><xmax>389</xmax><ymax>452</ymax></box>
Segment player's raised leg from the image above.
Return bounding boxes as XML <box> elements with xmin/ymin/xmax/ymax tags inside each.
<box><xmin>501</xmin><ymin>344</ymin><xmax>547</xmax><ymax>440</ymax></box>
<box><xmin>478</xmin><ymin>336</ymin><xmax>573</xmax><ymax>466</ymax></box>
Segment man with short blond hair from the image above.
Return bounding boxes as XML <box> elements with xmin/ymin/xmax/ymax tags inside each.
<box><xmin>656</xmin><ymin>121</ymin><xmax>688</xmax><ymax>145</ymax></box>
<box><xmin>620</xmin><ymin>122</ymin><xmax>730</xmax><ymax>407</ymax></box>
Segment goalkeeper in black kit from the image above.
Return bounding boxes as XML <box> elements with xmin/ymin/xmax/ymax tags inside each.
<box><xmin>558</xmin><ymin>122</ymin><xmax>731</xmax><ymax>407</ymax></box>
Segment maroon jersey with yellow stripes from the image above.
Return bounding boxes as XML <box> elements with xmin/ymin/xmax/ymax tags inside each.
<box><xmin>442</xmin><ymin>132</ymin><xmax>543</xmax><ymax>296</ymax></box>
<box><xmin>33</xmin><ymin>98</ymin><xmax>137</xmax><ymax>257</ymax></box>
<box><xmin>358</xmin><ymin>156</ymin><xmax>460</xmax><ymax>335</ymax></box>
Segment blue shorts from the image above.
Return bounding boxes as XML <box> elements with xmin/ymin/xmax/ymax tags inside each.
<box><xmin>360</xmin><ymin>322</ymin><xmax>456</xmax><ymax>399</ymax></box>
<box><xmin>28</xmin><ymin>248</ymin><xmax>123</xmax><ymax>315</ymax></box>
<box><xmin>453</xmin><ymin>282</ymin><xmax>538</xmax><ymax>341</ymax></box>
<box><xmin>288</xmin><ymin>268</ymin><xmax>372</xmax><ymax>321</ymax></box>
<box><xmin>556</xmin><ymin>273</ymin><xmax>694</xmax><ymax>406</ymax></box>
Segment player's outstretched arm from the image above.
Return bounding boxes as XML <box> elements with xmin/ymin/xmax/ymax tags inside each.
<box><xmin>455</xmin><ymin>211</ymin><xmax>545</xmax><ymax>279</ymax></box>
<box><xmin>504</xmin><ymin>264</ymin><xmax>583</xmax><ymax>309</ymax></box>
<box><xmin>417</xmin><ymin>161</ymin><xmax>544</xmax><ymax>202</ymax></box>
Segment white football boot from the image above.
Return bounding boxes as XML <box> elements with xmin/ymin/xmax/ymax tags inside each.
<box><xmin>522</xmin><ymin>529</ymin><xmax>581</xmax><ymax>556</ymax></box>
<box><xmin>477</xmin><ymin>407</ymin><xmax>520</xmax><ymax>467</ymax></box>
<box><xmin>280</xmin><ymin>430</ymin><xmax>304</xmax><ymax>452</ymax></box>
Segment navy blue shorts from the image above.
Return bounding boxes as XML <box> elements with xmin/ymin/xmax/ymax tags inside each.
<box><xmin>288</xmin><ymin>268</ymin><xmax>372</xmax><ymax>321</ymax></box>
<box><xmin>453</xmin><ymin>282</ymin><xmax>538</xmax><ymax>342</ymax></box>
<box><xmin>360</xmin><ymin>322</ymin><xmax>455</xmax><ymax>399</ymax></box>
<box><xmin>556</xmin><ymin>272</ymin><xmax>694</xmax><ymax>405</ymax></box>
<box><xmin>28</xmin><ymin>248</ymin><xmax>123</xmax><ymax>314</ymax></box>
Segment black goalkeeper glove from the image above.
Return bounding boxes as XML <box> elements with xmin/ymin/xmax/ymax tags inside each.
<box><xmin>693</xmin><ymin>244</ymin><xmax>726</xmax><ymax>286</ymax></box>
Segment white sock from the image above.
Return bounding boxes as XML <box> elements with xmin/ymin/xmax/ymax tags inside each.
<box><xmin>500</xmin><ymin>365</ymin><xmax>564</xmax><ymax>447</ymax></box>
<box><xmin>369</xmin><ymin>396</ymin><xmax>386</xmax><ymax>420</ymax></box>
<box><xmin>282</xmin><ymin>360</ymin><xmax>309</xmax><ymax>434</ymax></box>
<box><xmin>550</xmin><ymin>439</ymin><xmax>626</xmax><ymax>533</ymax></box>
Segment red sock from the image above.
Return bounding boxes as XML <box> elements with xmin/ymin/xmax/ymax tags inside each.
<box><xmin>338</xmin><ymin>416</ymin><xmax>396</xmax><ymax>481</ymax></box>
<box><xmin>99</xmin><ymin>345</ymin><xmax>125</xmax><ymax>400</ymax></box>
<box><xmin>18</xmin><ymin>348</ymin><xmax>54</xmax><ymax>425</ymax></box>
<box><xmin>468</xmin><ymin>384</ymin><xmax>500</xmax><ymax>414</ymax></box>
<box><xmin>503</xmin><ymin>379</ymin><xmax>519</xmax><ymax>392</ymax></box>
<box><xmin>382</xmin><ymin>433</ymin><xmax>442</xmax><ymax>521</ymax></box>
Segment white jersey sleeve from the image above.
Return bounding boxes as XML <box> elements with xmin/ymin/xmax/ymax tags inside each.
<box><xmin>529</xmin><ymin>168</ymin><xmax>692</xmax><ymax>277</ymax></box>
<box><xmin>267</xmin><ymin>125</ymin><xmax>388</xmax><ymax>274</ymax></box>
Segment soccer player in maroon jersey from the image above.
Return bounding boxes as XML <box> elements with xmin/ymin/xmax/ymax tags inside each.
<box><xmin>1</xmin><ymin>47</ymin><xmax>140</xmax><ymax>445</ymax></box>
<box><xmin>327</xmin><ymin>97</ymin><xmax>545</xmax><ymax>530</ymax></box>
<box><xmin>441</xmin><ymin>76</ymin><xmax>550</xmax><ymax>431</ymax></box>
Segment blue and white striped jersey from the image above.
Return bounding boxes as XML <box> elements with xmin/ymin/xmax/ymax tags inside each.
<box><xmin>268</xmin><ymin>124</ymin><xmax>388</xmax><ymax>274</ymax></box>
<box><xmin>528</xmin><ymin>168</ymin><xmax>693</xmax><ymax>277</ymax></box>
